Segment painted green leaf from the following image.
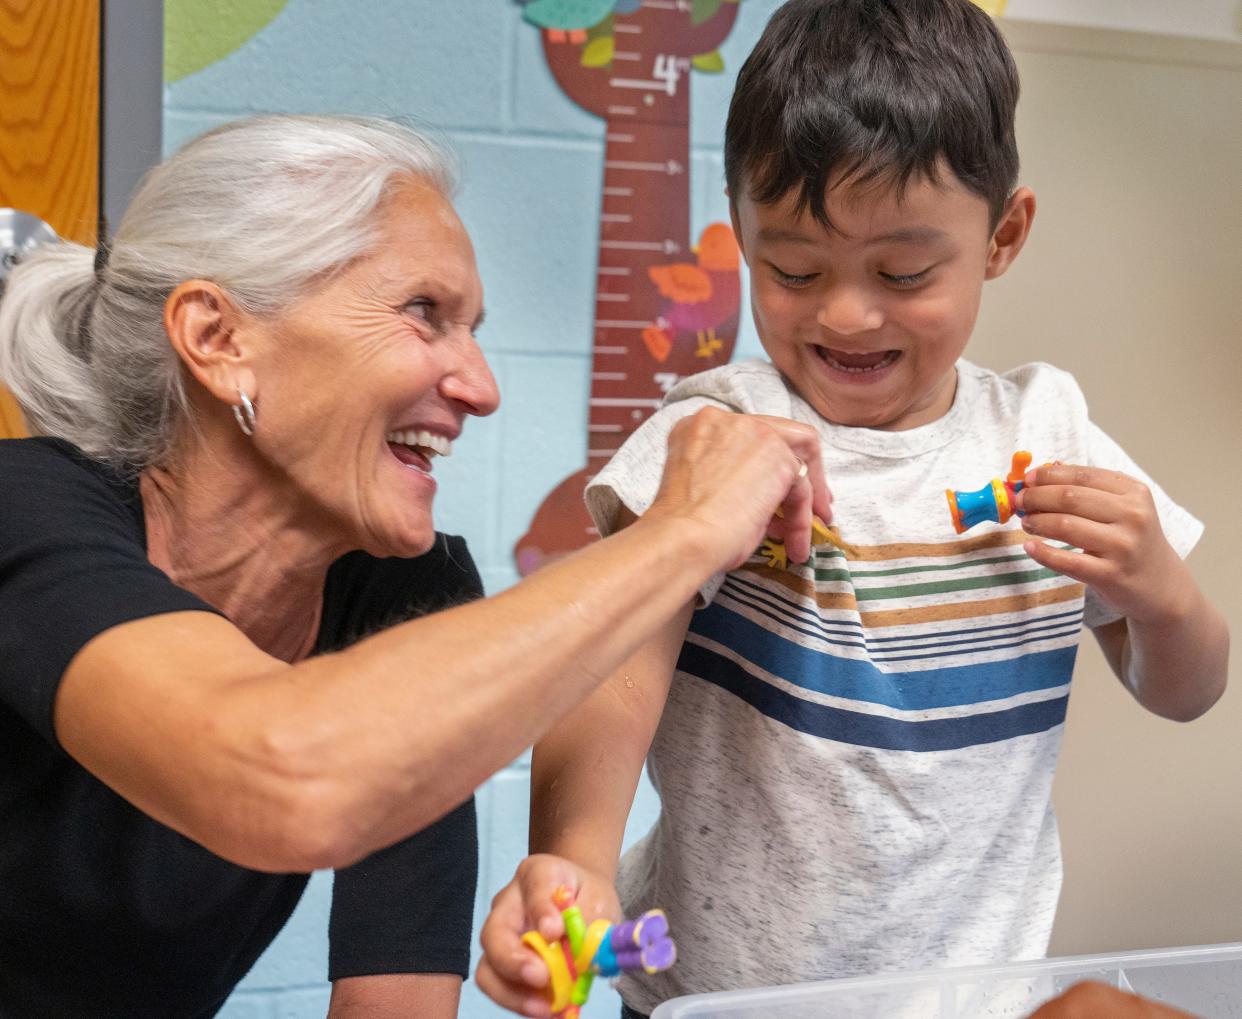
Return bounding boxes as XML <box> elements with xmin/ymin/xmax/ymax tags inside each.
<box><xmin>165</xmin><ymin>0</ymin><xmax>289</xmax><ymax>83</ymax></box>
<box><xmin>581</xmin><ymin>36</ymin><xmax>614</xmax><ymax>68</ymax></box>
<box><xmin>586</xmin><ymin>14</ymin><xmax>615</xmax><ymax>41</ymax></box>
<box><xmin>691</xmin><ymin>0</ymin><xmax>725</xmax><ymax>25</ymax></box>
<box><xmin>692</xmin><ymin>49</ymin><xmax>726</xmax><ymax>73</ymax></box>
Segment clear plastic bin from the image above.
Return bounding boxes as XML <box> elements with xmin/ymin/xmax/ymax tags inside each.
<box><xmin>650</xmin><ymin>943</ymin><xmax>1242</xmax><ymax>1018</ymax></box>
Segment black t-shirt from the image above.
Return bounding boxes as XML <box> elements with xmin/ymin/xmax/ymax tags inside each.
<box><xmin>0</xmin><ymin>438</ymin><xmax>481</xmax><ymax>1018</ymax></box>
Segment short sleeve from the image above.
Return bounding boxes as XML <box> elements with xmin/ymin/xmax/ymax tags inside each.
<box><xmin>585</xmin><ymin>396</ymin><xmax>731</xmax><ymax>606</ymax></box>
<box><xmin>0</xmin><ymin>440</ymin><xmax>218</xmax><ymax>745</ymax></box>
<box><xmin>1082</xmin><ymin>424</ymin><xmax>1204</xmax><ymax>629</ymax></box>
<box><xmin>328</xmin><ymin>797</ymin><xmax>478</xmax><ymax>980</ymax></box>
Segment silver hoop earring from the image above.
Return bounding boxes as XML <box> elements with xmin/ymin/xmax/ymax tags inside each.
<box><xmin>232</xmin><ymin>389</ymin><xmax>257</xmax><ymax>437</ymax></box>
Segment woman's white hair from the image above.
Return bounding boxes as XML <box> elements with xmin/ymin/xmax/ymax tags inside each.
<box><xmin>0</xmin><ymin>114</ymin><xmax>459</xmax><ymax>469</ymax></box>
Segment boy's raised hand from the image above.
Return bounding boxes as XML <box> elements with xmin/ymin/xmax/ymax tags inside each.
<box><xmin>476</xmin><ymin>854</ymin><xmax>622</xmax><ymax>1018</ymax></box>
<box><xmin>1015</xmin><ymin>464</ymin><xmax>1188</xmax><ymax>623</ymax></box>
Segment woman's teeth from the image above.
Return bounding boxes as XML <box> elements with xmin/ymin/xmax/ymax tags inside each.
<box><xmin>385</xmin><ymin>429</ymin><xmax>453</xmax><ymax>458</ymax></box>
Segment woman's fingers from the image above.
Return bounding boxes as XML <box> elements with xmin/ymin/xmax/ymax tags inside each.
<box><xmin>751</xmin><ymin>414</ymin><xmax>833</xmax><ymax>526</ymax></box>
<box><xmin>655</xmin><ymin>408</ymin><xmax>832</xmax><ymax>572</ymax></box>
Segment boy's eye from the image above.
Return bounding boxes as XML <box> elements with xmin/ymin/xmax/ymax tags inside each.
<box><xmin>879</xmin><ymin>269</ymin><xmax>931</xmax><ymax>288</ymax></box>
<box><xmin>770</xmin><ymin>265</ymin><xmax>818</xmax><ymax>288</ymax></box>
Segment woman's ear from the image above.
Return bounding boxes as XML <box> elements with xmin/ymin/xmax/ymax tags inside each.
<box><xmin>985</xmin><ymin>186</ymin><xmax>1036</xmax><ymax>280</ymax></box>
<box><xmin>163</xmin><ymin>281</ymin><xmax>257</xmax><ymax>403</ymax></box>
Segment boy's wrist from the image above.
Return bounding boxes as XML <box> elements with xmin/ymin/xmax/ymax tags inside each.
<box><xmin>530</xmin><ymin>827</ymin><xmax>621</xmax><ymax>881</ymax></box>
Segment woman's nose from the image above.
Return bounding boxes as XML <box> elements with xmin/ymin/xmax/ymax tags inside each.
<box><xmin>441</xmin><ymin>332</ymin><xmax>500</xmax><ymax>417</ymax></box>
<box><xmin>815</xmin><ymin>285</ymin><xmax>884</xmax><ymax>336</ymax></box>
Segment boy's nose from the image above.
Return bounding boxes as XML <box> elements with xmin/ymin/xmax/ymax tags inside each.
<box><xmin>815</xmin><ymin>286</ymin><xmax>884</xmax><ymax>335</ymax></box>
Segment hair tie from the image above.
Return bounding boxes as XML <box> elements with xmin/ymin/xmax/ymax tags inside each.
<box><xmin>94</xmin><ymin>237</ymin><xmax>111</xmax><ymax>277</ymax></box>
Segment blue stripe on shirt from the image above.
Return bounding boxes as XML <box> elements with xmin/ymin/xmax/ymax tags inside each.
<box><xmin>677</xmin><ymin>640</ymin><xmax>1071</xmax><ymax>752</ymax></box>
<box><xmin>687</xmin><ymin>602</ymin><xmax>1078</xmax><ymax>710</ymax></box>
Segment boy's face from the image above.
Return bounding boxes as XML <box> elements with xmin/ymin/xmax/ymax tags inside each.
<box><xmin>731</xmin><ymin>169</ymin><xmax>1030</xmax><ymax>430</ymax></box>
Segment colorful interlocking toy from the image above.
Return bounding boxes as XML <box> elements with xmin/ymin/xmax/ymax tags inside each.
<box><xmin>521</xmin><ymin>887</ymin><xmax>676</xmax><ymax>1018</ymax></box>
<box><xmin>946</xmin><ymin>451</ymin><xmax>1034</xmax><ymax>534</ymax></box>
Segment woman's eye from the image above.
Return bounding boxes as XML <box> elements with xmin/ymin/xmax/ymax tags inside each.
<box><xmin>771</xmin><ymin>265</ymin><xmax>817</xmax><ymax>288</ymax></box>
<box><xmin>880</xmin><ymin>269</ymin><xmax>930</xmax><ymax>288</ymax></box>
<box><xmin>402</xmin><ymin>298</ymin><xmax>434</xmax><ymax>321</ymax></box>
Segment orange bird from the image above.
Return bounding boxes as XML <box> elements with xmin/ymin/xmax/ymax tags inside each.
<box><xmin>642</xmin><ymin>223</ymin><xmax>741</xmax><ymax>363</ymax></box>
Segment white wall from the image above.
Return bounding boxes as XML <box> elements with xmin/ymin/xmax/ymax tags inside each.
<box><xmin>1006</xmin><ymin>0</ymin><xmax>1241</xmax><ymax>42</ymax></box>
<box><xmin>979</xmin><ymin>19</ymin><xmax>1242</xmax><ymax>954</ymax></box>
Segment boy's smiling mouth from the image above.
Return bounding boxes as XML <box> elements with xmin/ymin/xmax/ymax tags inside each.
<box><xmin>814</xmin><ymin>346</ymin><xmax>903</xmax><ymax>376</ymax></box>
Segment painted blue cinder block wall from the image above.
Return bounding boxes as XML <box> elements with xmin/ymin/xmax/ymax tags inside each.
<box><xmin>163</xmin><ymin>2</ymin><xmax>780</xmax><ymax>1015</ymax></box>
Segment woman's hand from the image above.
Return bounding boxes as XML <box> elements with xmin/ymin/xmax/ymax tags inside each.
<box><xmin>476</xmin><ymin>854</ymin><xmax>622</xmax><ymax>1018</ymax></box>
<box><xmin>645</xmin><ymin>407</ymin><xmax>833</xmax><ymax>573</ymax></box>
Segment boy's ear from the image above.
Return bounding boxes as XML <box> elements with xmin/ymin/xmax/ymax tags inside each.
<box><xmin>985</xmin><ymin>187</ymin><xmax>1035</xmax><ymax>280</ymax></box>
<box><xmin>163</xmin><ymin>280</ymin><xmax>258</xmax><ymax>406</ymax></box>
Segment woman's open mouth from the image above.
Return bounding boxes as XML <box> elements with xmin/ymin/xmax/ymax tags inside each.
<box><xmin>385</xmin><ymin>429</ymin><xmax>453</xmax><ymax>474</ymax></box>
<box><xmin>814</xmin><ymin>346</ymin><xmax>902</xmax><ymax>376</ymax></box>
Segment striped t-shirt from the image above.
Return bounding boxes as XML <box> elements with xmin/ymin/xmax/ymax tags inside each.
<box><xmin>585</xmin><ymin>359</ymin><xmax>1202</xmax><ymax>1014</ymax></box>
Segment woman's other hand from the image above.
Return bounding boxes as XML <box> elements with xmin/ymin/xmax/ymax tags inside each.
<box><xmin>476</xmin><ymin>854</ymin><xmax>622</xmax><ymax>1017</ymax></box>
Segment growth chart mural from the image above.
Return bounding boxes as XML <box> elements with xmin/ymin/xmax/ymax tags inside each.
<box><xmin>512</xmin><ymin>0</ymin><xmax>744</xmax><ymax>575</ymax></box>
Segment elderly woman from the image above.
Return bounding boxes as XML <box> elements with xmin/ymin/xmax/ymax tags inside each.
<box><xmin>0</xmin><ymin>115</ymin><xmax>828</xmax><ymax>1018</ymax></box>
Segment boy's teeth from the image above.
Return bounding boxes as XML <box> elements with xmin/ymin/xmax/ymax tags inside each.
<box><xmin>819</xmin><ymin>347</ymin><xmax>899</xmax><ymax>373</ymax></box>
<box><xmin>385</xmin><ymin>429</ymin><xmax>453</xmax><ymax>457</ymax></box>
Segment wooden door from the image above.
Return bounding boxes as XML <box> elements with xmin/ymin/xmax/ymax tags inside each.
<box><xmin>0</xmin><ymin>0</ymin><xmax>101</xmax><ymax>438</ymax></box>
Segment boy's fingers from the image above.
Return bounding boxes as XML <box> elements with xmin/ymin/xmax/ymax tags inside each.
<box><xmin>475</xmin><ymin>961</ymin><xmax>553</xmax><ymax>1018</ymax></box>
<box><xmin>1022</xmin><ymin>511</ymin><xmax>1127</xmax><ymax>559</ymax></box>
<box><xmin>517</xmin><ymin>855</ymin><xmax>579</xmax><ymax>941</ymax></box>
<box><xmin>1017</xmin><ymin>484</ymin><xmax>1124</xmax><ymax>525</ymax></box>
<box><xmin>479</xmin><ymin>886</ymin><xmax>539</xmax><ymax>985</ymax></box>
<box><xmin>1026</xmin><ymin>463</ymin><xmax>1134</xmax><ymax>495</ymax></box>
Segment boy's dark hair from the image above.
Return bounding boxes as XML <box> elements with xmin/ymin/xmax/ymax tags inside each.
<box><xmin>725</xmin><ymin>0</ymin><xmax>1020</xmax><ymax>229</ymax></box>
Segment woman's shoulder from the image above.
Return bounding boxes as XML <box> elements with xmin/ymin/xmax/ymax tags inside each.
<box><xmin>0</xmin><ymin>435</ymin><xmax>127</xmax><ymax>481</ymax></box>
<box><xmin>318</xmin><ymin>535</ymin><xmax>483</xmax><ymax>651</ymax></box>
<box><xmin>0</xmin><ymin>437</ymin><xmax>137</xmax><ymax>522</ymax></box>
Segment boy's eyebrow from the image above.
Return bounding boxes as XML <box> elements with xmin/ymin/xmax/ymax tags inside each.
<box><xmin>757</xmin><ymin>227</ymin><xmax>819</xmax><ymax>245</ymax></box>
<box><xmin>865</xmin><ymin>226</ymin><xmax>949</xmax><ymax>246</ymax></box>
<box><xmin>755</xmin><ymin>226</ymin><xmax>949</xmax><ymax>246</ymax></box>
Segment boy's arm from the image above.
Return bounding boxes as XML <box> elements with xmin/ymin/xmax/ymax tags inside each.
<box><xmin>528</xmin><ymin>589</ymin><xmax>693</xmax><ymax>877</ymax></box>
<box><xmin>1092</xmin><ymin>588</ymin><xmax>1227</xmax><ymax>722</ymax></box>
<box><xmin>1017</xmin><ymin>464</ymin><xmax>1228</xmax><ymax>721</ymax></box>
<box><xmin>477</xmin><ymin>509</ymin><xmax>695</xmax><ymax>1016</ymax></box>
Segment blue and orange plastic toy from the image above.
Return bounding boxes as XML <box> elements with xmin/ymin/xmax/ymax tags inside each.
<box><xmin>946</xmin><ymin>451</ymin><xmax>1034</xmax><ymax>534</ymax></box>
<box><xmin>522</xmin><ymin>887</ymin><xmax>676</xmax><ymax>1018</ymax></box>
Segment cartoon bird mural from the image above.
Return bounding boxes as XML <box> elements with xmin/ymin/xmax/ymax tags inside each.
<box><xmin>516</xmin><ymin>0</ymin><xmax>642</xmax><ymax>43</ymax></box>
<box><xmin>642</xmin><ymin>223</ymin><xmax>741</xmax><ymax>363</ymax></box>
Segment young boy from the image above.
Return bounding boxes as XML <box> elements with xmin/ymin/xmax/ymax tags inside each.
<box><xmin>478</xmin><ymin>1</ymin><xmax>1229</xmax><ymax>1016</ymax></box>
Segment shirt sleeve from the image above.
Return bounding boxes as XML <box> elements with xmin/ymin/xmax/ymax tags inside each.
<box><xmin>328</xmin><ymin>797</ymin><xmax>478</xmax><ymax>980</ymax></box>
<box><xmin>1082</xmin><ymin>423</ymin><xmax>1205</xmax><ymax>629</ymax></box>
<box><xmin>0</xmin><ymin>440</ymin><xmax>217</xmax><ymax>746</ymax></box>
<box><xmin>585</xmin><ymin>396</ymin><xmax>735</xmax><ymax>607</ymax></box>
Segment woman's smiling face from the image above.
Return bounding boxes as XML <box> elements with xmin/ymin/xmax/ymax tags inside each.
<box><xmin>242</xmin><ymin>180</ymin><xmax>499</xmax><ymax>558</ymax></box>
<box><xmin>733</xmin><ymin>168</ymin><xmax>1025</xmax><ymax>431</ymax></box>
